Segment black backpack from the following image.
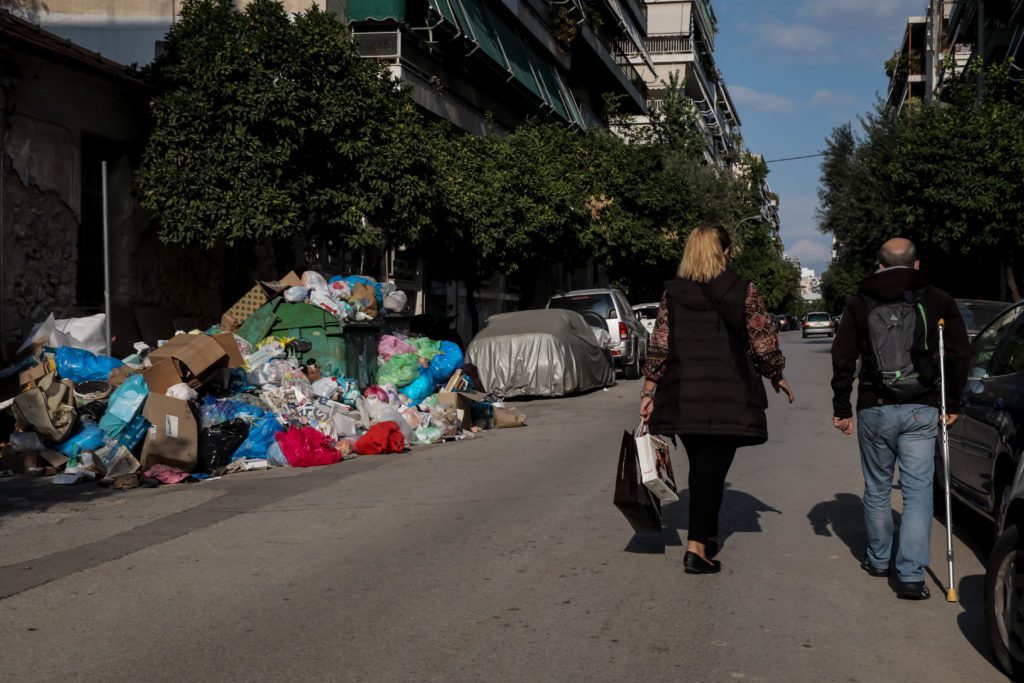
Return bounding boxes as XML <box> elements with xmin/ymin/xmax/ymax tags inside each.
<box><xmin>862</xmin><ymin>288</ymin><xmax>935</xmax><ymax>401</ymax></box>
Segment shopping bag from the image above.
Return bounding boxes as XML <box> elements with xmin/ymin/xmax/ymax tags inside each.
<box><xmin>636</xmin><ymin>422</ymin><xmax>678</xmax><ymax>503</ymax></box>
<box><xmin>613</xmin><ymin>430</ymin><xmax>662</xmax><ymax>533</ymax></box>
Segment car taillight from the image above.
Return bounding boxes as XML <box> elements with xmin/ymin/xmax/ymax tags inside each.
<box><xmin>619</xmin><ymin>322</ymin><xmax>628</xmax><ymax>340</ymax></box>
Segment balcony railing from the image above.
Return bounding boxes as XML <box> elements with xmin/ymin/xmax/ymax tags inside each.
<box><xmin>354</xmin><ymin>30</ymin><xmax>401</xmax><ymax>64</ymax></box>
<box><xmin>613</xmin><ymin>47</ymin><xmax>648</xmax><ymax>100</ymax></box>
<box><xmin>618</xmin><ymin>34</ymin><xmax>693</xmax><ymax>56</ymax></box>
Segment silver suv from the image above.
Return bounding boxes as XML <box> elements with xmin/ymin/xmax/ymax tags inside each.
<box><xmin>547</xmin><ymin>288</ymin><xmax>649</xmax><ymax>379</ymax></box>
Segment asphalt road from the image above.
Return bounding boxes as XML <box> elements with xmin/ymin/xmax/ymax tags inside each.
<box><xmin>0</xmin><ymin>335</ymin><xmax>1008</xmax><ymax>682</ymax></box>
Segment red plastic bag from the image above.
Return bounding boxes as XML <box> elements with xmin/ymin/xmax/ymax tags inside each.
<box><xmin>274</xmin><ymin>427</ymin><xmax>343</xmax><ymax>468</ymax></box>
<box><xmin>355</xmin><ymin>421</ymin><xmax>406</xmax><ymax>455</ymax></box>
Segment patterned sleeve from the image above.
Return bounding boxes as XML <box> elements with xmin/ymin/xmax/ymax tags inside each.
<box><xmin>642</xmin><ymin>292</ymin><xmax>670</xmax><ymax>383</ymax></box>
<box><xmin>745</xmin><ymin>282</ymin><xmax>785</xmax><ymax>381</ymax></box>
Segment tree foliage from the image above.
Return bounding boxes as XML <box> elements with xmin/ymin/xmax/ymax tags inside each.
<box><xmin>138</xmin><ymin>0</ymin><xmax>432</xmax><ymax>249</ymax></box>
<box><xmin>819</xmin><ymin>61</ymin><xmax>1024</xmax><ymax>303</ymax></box>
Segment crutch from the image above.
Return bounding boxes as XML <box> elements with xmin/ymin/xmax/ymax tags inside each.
<box><xmin>938</xmin><ymin>318</ymin><xmax>957</xmax><ymax>603</ymax></box>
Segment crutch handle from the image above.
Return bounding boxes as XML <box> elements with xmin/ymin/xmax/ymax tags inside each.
<box><xmin>938</xmin><ymin>318</ymin><xmax>945</xmax><ymax>328</ymax></box>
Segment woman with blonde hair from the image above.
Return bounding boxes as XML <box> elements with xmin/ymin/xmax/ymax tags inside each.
<box><xmin>639</xmin><ymin>224</ymin><xmax>794</xmax><ymax>574</ymax></box>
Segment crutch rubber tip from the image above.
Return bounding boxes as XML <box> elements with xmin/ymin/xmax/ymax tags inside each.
<box><xmin>947</xmin><ymin>587</ymin><xmax>958</xmax><ymax>602</ymax></box>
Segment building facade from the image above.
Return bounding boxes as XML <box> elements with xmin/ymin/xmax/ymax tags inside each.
<box><xmin>619</xmin><ymin>0</ymin><xmax>740</xmax><ymax>167</ymax></box>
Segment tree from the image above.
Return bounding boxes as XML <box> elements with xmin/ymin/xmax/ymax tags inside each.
<box><xmin>137</xmin><ymin>0</ymin><xmax>433</xmax><ymax>249</ymax></box>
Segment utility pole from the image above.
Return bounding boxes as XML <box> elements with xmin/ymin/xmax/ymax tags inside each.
<box><xmin>977</xmin><ymin>0</ymin><xmax>986</xmax><ymax>106</ymax></box>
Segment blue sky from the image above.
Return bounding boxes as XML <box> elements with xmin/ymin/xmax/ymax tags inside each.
<box><xmin>710</xmin><ymin>0</ymin><xmax>924</xmax><ymax>275</ymax></box>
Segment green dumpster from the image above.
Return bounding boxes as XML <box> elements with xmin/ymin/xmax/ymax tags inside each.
<box><xmin>237</xmin><ymin>300</ymin><xmax>381</xmax><ymax>388</ymax></box>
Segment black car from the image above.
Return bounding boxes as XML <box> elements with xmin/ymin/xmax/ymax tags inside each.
<box><xmin>940</xmin><ymin>300</ymin><xmax>1024</xmax><ymax>533</ymax></box>
<box><xmin>957</xmin><ymin>299</ymin><xmax>1010</xmax><ymax>342</ymax></box>
<box><xmin>986</xmin><ymin>457</ymin><xmax>1024</xmax><ymax>678</ymax></box>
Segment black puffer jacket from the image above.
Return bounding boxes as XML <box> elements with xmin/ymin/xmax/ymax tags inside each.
<box><xmin>831</xmin><ymin>267</ymin><xmax>970</xmax><ymax>418</ymax></box>
<box><xmin>649</xmin><ymin>271</ymin><xmax>769</xmax><ymax>445</ymax></box>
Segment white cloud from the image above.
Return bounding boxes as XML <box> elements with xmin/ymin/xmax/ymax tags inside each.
<box><xmin>730</xmin><ymin>85</ymin><xmax>797</xmax><ymax>112</ymax></box>
<box><xmin>788</xmin><ymin>238</ymin><xmax>833</xmax><ymax>268</ymax></box>
<box><xmin>810</xmin><ymin>88</ymin><xmax>860</xmax><ymax>108</ymax></box>
<box><xmin>759</xmin><ymin>21</ymin><xmax>835</xmax><ymax>53</ymax></box>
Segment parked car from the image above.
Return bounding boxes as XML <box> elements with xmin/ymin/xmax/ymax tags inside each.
<box><xmin>465</xmin><ymin>309</ymin><xmax>615</xmax><ymax>398</ymax></box>
<box><xmin>548</xmin><ymin>288</ymin><xmax>648</xmax><ymax>379</ymax></box>
<box><xmin>938</xmin><ymin>300</ymin><xmax>1024</xmax><ymax>533</ymax></box>
<box><xmin>802</xmin><ymin>311</ymin><xmax>835</xmax><ymax>339</ymax></box>
<box><xmin>774</xmin><ymin>314</ymin><xmax>789</xmax><ymax>332</ymax></box>
<box><xmin>632</xmin><ymin>302</ymin><xmax>659</xmax><ymax>336</ymax></box>
<box><xmin>985</xmin><ymin>456</ymin><xmax>1024</xmax><ymax>678</ymax></box>
<box><xmin>957</xmin><ymin>299</ymin><xmax>1010</xmax><ymax>342</ymax></box>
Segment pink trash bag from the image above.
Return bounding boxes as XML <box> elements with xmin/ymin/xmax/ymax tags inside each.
<box><xmin>275</xmin><ymin>427</ymin><xmax>343</xmax><ymax>467</ymax></box>
<box><xmin>377</xmin><ymin>334</ymin><xmax>417</xmax><ymax>363</ymax></box>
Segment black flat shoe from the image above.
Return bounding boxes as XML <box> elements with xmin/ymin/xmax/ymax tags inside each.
<box><xmin>861</xmin><ymin>555</ymin><xmax>888</xmax><ymax>577</ymax></box>
<box><xmin>705</xmin><ymin>539</ymin><xmax>720</xmax><ymax>560</ymax></box>
<box><xmin>896</xmin><ymin>582</ymin><xmax>931</xmax><ymax>600</ymax></box>
<box><xmin>684</xmin><ymin>551</ymin><xmax>721</xmax><ymax>574</ymax></box>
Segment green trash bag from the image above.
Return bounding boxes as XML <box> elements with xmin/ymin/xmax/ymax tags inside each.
<box><xmin>377</xmin><ymin>353</ymin><xmax>422</xmax><ymax>387</ymax></box>
<box><xmin>410</xmin><ymin>337</ymin><xmax>442</xmax><ymax>361</ymax></box>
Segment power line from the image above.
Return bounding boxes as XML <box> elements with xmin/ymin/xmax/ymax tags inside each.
<box><xmin>764</xmin><ymin>152</ymin><xmax>826</xmax><ymax>163</ymax></box>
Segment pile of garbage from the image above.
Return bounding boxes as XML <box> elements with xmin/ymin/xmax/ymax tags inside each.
<box><xmin>0</xmin><ymin>273</ymin><xmax>526</xmax><ymax>491</ymax></box>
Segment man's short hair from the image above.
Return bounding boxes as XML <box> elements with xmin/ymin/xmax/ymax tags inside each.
<box><xmin>879</xmin><ymin>241</ymin><xmax>917</xmax><ymax>268</ymax></box>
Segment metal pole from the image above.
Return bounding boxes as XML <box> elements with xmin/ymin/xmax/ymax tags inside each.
<box><xmin>939</xmin><ymin>319</ymin><xmax>957</xmax><ymax>602</ymax></box>
<box><xmin>977</xmin><ymin>0</ymin><xmax>986</xmax><ymax>106</ymax></box>
<box><xmin>101</xmin><ymin>160</ymin><xmax>112</xmax><ymax>357</ymax></box>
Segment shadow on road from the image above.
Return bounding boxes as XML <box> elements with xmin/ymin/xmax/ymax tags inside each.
<box><xmin>625</xmin><ymin>484</ymin><xmax>780</xmax><ymax>554</ymax></box>
<box><xmin>956</xmin><ymin>573</ymin><xmax>1000</xmax><ymax>671</ymax></box>
<box><xmin>807</xmin><ymin>492</ymin><xmax>871</xmax><ymax>563</ymax></box>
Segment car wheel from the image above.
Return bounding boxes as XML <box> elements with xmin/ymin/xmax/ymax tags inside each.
<box><xmin>986</xmin><ymin>523</ymin><xmax>1024</xmax><ymax>679</ymax></box>
<box><xmin>624</xmin><ymin>351</ymin><xmax>642</xmax><ymax>380</ymax></box>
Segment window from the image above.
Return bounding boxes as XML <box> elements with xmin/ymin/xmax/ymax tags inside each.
<box><xmin>807</xmin><ymin>313</ymin><xmax>831</xmax><ymax>322</ymax></box>
<box><xmin>970</xmin><ymin>304</ymin><xmax>1024</xmax><ymax>376</ymax></box>
<box><xmin>549</xmin><ymin>293</ymin><xmax>615</xmax><ymax>319</ymax></box>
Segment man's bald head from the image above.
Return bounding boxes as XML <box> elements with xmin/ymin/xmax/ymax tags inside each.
<box><xmin>879</xmin><ymin>238</ymin><xmax>919</xmax><ymax>269</ymax></box>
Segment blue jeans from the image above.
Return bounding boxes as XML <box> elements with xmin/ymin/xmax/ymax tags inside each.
<box><xmin>857</xmin><ymin>404</ymin><xmax>938</xmax><ymax>583</ymax></box>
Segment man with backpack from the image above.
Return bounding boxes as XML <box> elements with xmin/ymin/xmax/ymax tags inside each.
<box><xmin>831</xmin><ymin>238</ymin><xmax>969</xmax><ymax>600</ymax></box>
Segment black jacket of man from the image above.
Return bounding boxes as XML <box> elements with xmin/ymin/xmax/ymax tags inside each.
<box><xmin>831</xmin><ymin>267</ymin><xmax>970</xmax><ymax>419</ymax></box>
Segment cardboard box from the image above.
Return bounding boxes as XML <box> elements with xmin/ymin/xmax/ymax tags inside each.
<box><xmin>494</xmin><ymin>406</ymin><xmax>526</xmax><ymax>429</ymax></box>
<box><xmin>140</xmin><ymin>394</ymin><xmax>198</xmax><ymax>471</ymax></box>
<box><xmin>0</xmin><ymin>446</ymin><xmax>67</xmax><ymax>475</ymax></box>
<box><xmin>212</xmin><ymin>333</ymin><xmax>245</xmax><ymax>369</ymax></box>
<box><xmin>437</xmin><ymin>390</ymin><xmax>489</xmax><ymax>431</ymax></box>
<box><xmin>221</xmin><ymin>271</ymin><xmax>301</xmax><ymax>330</ymax></box>
<box><xmin>143</xmin><ymin>334</ymin><xmax>228</xmax><ymax>394</ymax></box>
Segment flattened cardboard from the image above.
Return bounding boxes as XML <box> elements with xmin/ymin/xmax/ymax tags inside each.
<box><xmin>144</xmin><ymin>334</ymin><xmax>228</xmax><ymax>394</ymax></box>
<box><xmin>0</xmin><ymin>446</ymin><xmax>67</xmax><ymax>474</ymax></box>
<box><xmin>437</xmin><ymin>390</ymin><xmax>489</xmax><ymax>432</ymax></box>
<box><xmin>222</xmin><ymin>271</ymin><xmax>302</xmax><ymax>330</ymax></box>
<box><xmin>140</xmin><ymin>394</ymin><xmax>198</xmax><ymax>471</ymax></box>
<box><xmin>212</xmin><ymin>333</ymin><xmax>245</xmax><ymax>369</ymax></box>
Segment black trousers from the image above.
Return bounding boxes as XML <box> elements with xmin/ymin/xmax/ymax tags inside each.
<box><xmin>681</xmin><ymin>435</ymin><xmax>738</xmax><ymax>543</ymax></box>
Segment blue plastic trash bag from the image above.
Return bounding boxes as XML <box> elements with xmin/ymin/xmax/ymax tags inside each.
<box><xmin>56</xmin><ymin>347</ymin><xmax>124</xmax><ymax>383</ymax></box>
<box><xmin>266</xmin><ymin>441</ymin><xmax>290</xmax><ymax>468</ymax></box>
<box><xmin>99</xmin><ymin>374</ymin><xmax>148</xmax><ymax>439</ymax></box>
<box><xmin>231</xmin><ymin>416</ymin><xmax>285</xmax><ymax>462</ymax></box>
<box><xmin>56</xmin><ymin>424</ymin><xmax>106</xmax><ymax>458</ymax></box>
<box><xmin>399</xmin><ymin>370</ymin><xmax>434</xmax><ymax>406</ymax></box>
<box><xmin>428</xmin><ymin>341</ymin><xmax>464</xmax><ymax>383</ymax></box>
<box><xmin>199</xmin><ymin>396</ymin><xmax>268</xmax><ymax>429</ymax></box>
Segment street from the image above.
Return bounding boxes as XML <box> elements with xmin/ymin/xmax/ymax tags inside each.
<box><xmin>0</xmin><ymin>334</ymin><xmax>1006</xmax><ymax>682</ymax></box>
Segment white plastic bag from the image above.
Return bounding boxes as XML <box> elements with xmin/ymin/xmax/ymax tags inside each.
<box><xmin>301</xmin><ymin>271</ymin><xmax>329</xmax><ymax>293</ymax></box>
<box><xmin>310</xmin><ymin>290</ymin><xmax>342</xmax><ymax>318</ymax></box>
<box><xmin>383</xmin><ymin>290</ymin><xmax>408</xmax><ymax>313</ymax></box>
<box><xmin>365</xmin><ymin>397</ymin><xmax>417</xmax><ymax>444</ymax></box>
<box><xmin>166</xmin><ymin>383</ymin><xmax>199</xmax><ymax>401</ymax></box>
<box><xmin>284</xmin><ymin>286</ymin><xmax>309</xmax><ymax>303</ymax></box>
<box><xmin>312</xmin><ymin>377</ymin><xmax>340</xmax><ymax>399</ymax></box>
<box><xmin>18</xmin><ymin>313</ymin><xmax>107</xmax><ymax>355</ymax></box>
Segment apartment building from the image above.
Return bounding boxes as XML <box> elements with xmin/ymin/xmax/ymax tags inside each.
<box><xmin>347</xmin><ymin>0</ymin><xmax>652</xmax><ymax>134</ymax></box>
<box><xmin>618</xmin><ymin>0</ymin><xmax>740</xmax><ymax>167</ymax></box>
<box><xmin>886</xmin><ymin>0</ymin><xmax>1024</xmax><ymax>111</ymax></box>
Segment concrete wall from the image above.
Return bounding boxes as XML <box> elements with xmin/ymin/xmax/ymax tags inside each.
<box><xmin>0</xmin><ymin>47</ymin><xmax>222</xmax><ymax>352</ymax></box>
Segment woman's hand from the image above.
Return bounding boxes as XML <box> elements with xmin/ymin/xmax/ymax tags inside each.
<box><xmin>772</xmin><ymin>378</ymin><xmax>795</xmax><ymax>404</ymax></box>
<box><xmin>640</xmin><ymin>396</ymin><xmax>654</xmax><ymax>422</ymax></box>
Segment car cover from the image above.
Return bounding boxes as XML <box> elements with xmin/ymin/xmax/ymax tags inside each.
<box><xmin>466</xmin><ymin>309</ymin><xmax>615</xmax><ymax>398</ymax></box>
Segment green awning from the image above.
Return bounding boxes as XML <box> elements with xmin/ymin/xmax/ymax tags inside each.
<box><xmin>491</xmin><ymin>11</ymin><xmax>542</xmax><ymax>98</ymax></box>
<box><xmin>533</xmin><ymin>57</ymin><xmax>572</xmax><ymax>123</ymax></box>
<box><xmin>428</xmin><ymin>0</ymin><xmax>459</xmax><ymax>28</ymax></box>
<box><xmin>459</xmin><ymin>0</ymin><xmax>511</xmax><ymax>72</ymax></box>
<box><xmin>347</xmin><ymin>0</ymin><xmax>406</xmax><ymax>22</ymax></box>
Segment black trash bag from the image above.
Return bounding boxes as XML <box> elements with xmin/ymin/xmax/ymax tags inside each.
<box><xmin>196</xmin><ymin>418</ymin><xmax>250</xmax><ymax>473</ymax></box>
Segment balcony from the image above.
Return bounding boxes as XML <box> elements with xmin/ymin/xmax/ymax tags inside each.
<box><xmin>618</xmin><ymin>34</ymin><xmax>693</xmax><ymax>57</ymax></box>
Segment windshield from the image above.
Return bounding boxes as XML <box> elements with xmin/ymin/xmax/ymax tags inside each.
<box><xmin>959</xmin><ymin>301</ymin><xmax>1008</xmax><ymax>333</ymax></box>
<box><xmin>550</xmin><ymin>294</ymin><xmax>616</xmax><ymax>319</ymax></box>
<box><xmin>634</xmin><ymin>306</ymin><xmax>658</xmax><ymax>320</ymax></box>
<box><xmin>807</xmin><ymin>313</ymin><xmax>831</xmax><ymax>322</ymax></box>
